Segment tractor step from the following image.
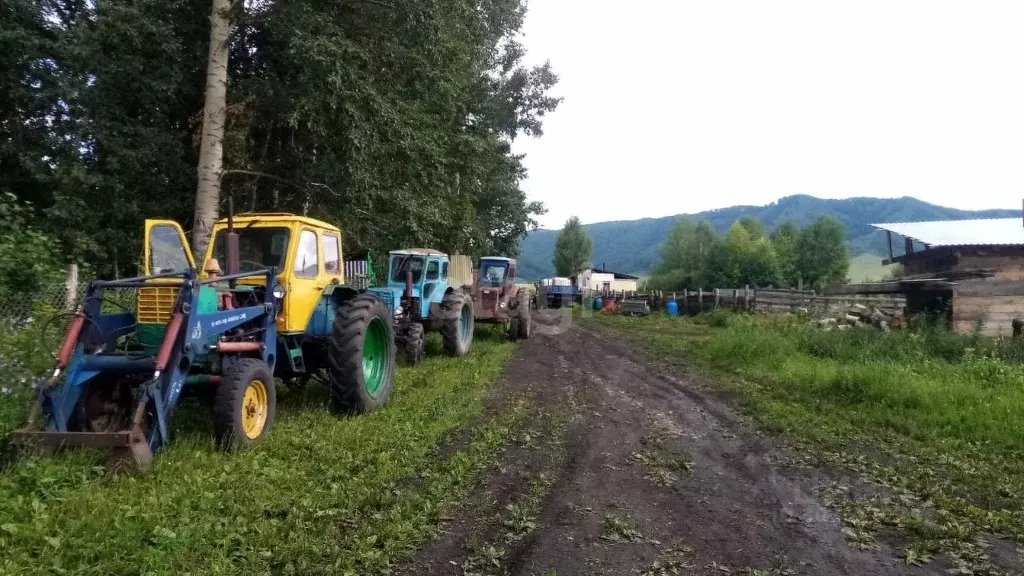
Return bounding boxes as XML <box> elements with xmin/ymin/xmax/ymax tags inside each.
<box><xmin>11</xmin><ymin>429</ymin><xmax>154</xmax><ymax>472</ymax></box>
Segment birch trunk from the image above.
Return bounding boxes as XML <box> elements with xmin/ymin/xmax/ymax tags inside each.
<box><xmin>191</xmin><ymin>0</ymin><xmax>232</xmax><ymax>261</ymax></box>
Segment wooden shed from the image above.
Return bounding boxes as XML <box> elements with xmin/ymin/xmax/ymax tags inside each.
<box><xmin>829</xmin><ymin>218</ymin><xmax>1024</xmax><ymax>337</ymax></box>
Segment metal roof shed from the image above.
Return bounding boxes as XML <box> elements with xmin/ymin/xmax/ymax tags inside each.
<box><xmin>871</xmin><ymin>218</ymin><xmax>1024</xmax><ymax>263</ymax></box>
<box><xmin>853</xmin><ymin>217</ymin><xmax>1024</xmax><ymax>337</ymax></box>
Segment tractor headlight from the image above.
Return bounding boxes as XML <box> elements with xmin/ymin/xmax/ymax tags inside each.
<box><xmin>272</xmin><ymin>283</ymin><xmax>286</xmax><ymax>299</ymax></box>
<box><xmin>395</xmin><ymin>305</ymin><xmax>404</xmax><ymax>316</ymax></box>
<box><xmin>499</xmin><ymin>302</ymin><xmax>506</xmax><ymax>308</ymax></box>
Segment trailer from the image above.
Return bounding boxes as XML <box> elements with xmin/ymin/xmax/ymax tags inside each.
<box><xmin>539</xmin><ymin>277</ymin><xmax>577</xmax><ymax>309</ymax></box>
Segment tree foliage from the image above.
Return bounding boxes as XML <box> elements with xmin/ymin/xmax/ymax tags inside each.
<box><xmin>0</xmin><ymin>0</ymin><xmax>560</xmax><ymax>278</ymax></box>
<box><xmin>648</xmin><ymin>215</ymin><xmax>850</xmax><ymax>291</ymax></box>
<box><xmin>552</xmin><ymin>216</ymin><xmax>592</xmax><ymax>277</ymax></box>
<box><xmin>736</xmin><ymin>215</ymin><xmax>765</xmax><ymax>240</ymax></box>
<box><xmin>769</xmin><ymin>220</ymin><xmax>799</xmax><ymax>288</ymax></box>
<box><xmin>794</xmin><ymin>215</ymin><xmax>850</xmax><ymax>288</ymax></box>
<box><xmin>0</xmin><ymin>192</ymin><xmax>63</xmax><ymax>297</ymax></box>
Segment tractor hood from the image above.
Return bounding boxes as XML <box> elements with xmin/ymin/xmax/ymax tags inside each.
<box><xmin>365</xmin><ymin>286</ymin><xmax>410</xmax><ymax>314</ymax></box>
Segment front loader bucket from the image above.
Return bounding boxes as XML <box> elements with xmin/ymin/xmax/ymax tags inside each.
<box><xmin>10</xmin><ymin>426</ymin><xmax>153</xmax><ymax>473</ymax></box>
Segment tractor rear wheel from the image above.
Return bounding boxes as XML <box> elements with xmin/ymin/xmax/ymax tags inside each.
<box><xmin>441</xmin><ymin>290</ymin><xmax>474</xmax><ymax>357</ymax></box>
<box><xmin>516</xmin><ymin>291</ymin><xmax>532</xmax><ymax>340</ymax></box>
<box><xmin>214</xmin><ymin>358</ymin><xmax>276</xmax><ymax>450</ymax></box>
<box><xmin>328</xmin><ymin>295</ymin><xmax>396</xmax><ymax>414</ymax></box>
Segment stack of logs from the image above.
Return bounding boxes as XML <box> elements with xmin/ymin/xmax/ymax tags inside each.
<box><xmin>815</xmin><ymin>303</ymin><xmax>905</xmax><ymax>332</ymax></box>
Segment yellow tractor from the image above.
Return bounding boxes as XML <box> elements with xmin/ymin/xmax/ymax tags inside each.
<box><xmin>13</xmin><ymin>212</ymin><xmax>395</xmax><ymax>468</ymax></box>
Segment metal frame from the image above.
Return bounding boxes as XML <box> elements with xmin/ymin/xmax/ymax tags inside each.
<box><xmin>12</xmin><ymin>268</ymin><xmax>279</xmax><ymax>460</ymax></box>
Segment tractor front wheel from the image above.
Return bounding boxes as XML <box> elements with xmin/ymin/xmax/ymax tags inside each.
<box><xmin>441</xmin><ymin>291</ymin><xmax>474</xmax><ymax>357</ymax></box>
<box><xmin>397</xmin><ymin>322</ymin><xmax>425</xmax><ymax>366</ymax></box>
<box><xmin>516</xmin><ymin>291</ymin><xmax>532</xmax><ymax>340</ymax></box>
<box><xmin>214</xmin><ymin>358</ymin><xmax>276</xmax><ymax>450</ymax></box>
<box><xmin>328</xmin><ymin>295</ymin><xmax>397</xmax><ymax>414</ymax></box>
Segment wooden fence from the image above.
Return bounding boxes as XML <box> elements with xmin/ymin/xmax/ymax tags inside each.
<box><xmin>449</xmin><ymin>254</ymin><xmax>474</xmax><ymax>289</ymax></box>
<box><xmin>580</xmin><ymin>287</ymin><xmax>905</xmax><ymax>317</ymax></box>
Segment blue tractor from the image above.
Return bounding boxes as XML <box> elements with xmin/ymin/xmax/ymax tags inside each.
<box><xmin>365</xmin><ymin>249</ymin><xmax>474</xmax><ymax>364</ymax></box>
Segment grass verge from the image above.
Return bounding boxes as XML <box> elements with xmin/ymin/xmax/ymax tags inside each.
<box><xmin>589</xmin><ymin>312</ymin><xmax>1024</xmax><ymax>574</ymax></box>
<box><xmin>0</xmin><ymin>334</ymin><xmax>517</xmax><ymax>575</ymax></box>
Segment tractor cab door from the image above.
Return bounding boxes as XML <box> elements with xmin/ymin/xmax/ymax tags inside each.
<box><xmin>422</xmin><ymin>256</ymin><xmax>443</xmax><ymax>305</ymax></box>
<box><xmin>139</xmin><ymin>220</ymin><xmax>196</xmax><ymax>351</ymax></box>
<box><xmin>505</xmin><ymin>262</ymin><xmax>518</xmax><ymax>297</ymax></box>
<box><xmin>143</xmin><ymin>220</ymin><xmax>195</xmax><ymax>276</ymax></box>
<box><xmin>284</xmin><ymin>227</ymin><xmax>324</xmax><ymax>333</ymax></box>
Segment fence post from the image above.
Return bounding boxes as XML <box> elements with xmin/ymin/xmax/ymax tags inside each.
<box><xmin>744</xmin><ymin>285</ymin><xmax>750</xmax><ymax>309</ymax></box>
<box><xmin>682</xmin><ymin>289</ymin><xmax>688</xmax><ymax>314</ymax></box>
<box><xmin>732</xmin><ymin>289</ymin><xmax>738</xmax><ymax>310</ymax></box>
<box><xmin>714</xmin><ymin>288</ymin><xmax>720</xmax><ymax>309</ymax></box>
<box><xmin>64</xmin><ymin>264</ymin><xmax>79</xmax><ymax>312</ymax></box>
<box><xmin>697</xmin><ymin>288</ymin><xmax>703</xmax><ymax>312</ymax></box>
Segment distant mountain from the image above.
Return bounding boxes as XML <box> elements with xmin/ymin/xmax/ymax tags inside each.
<box><xmin>517</xmin><ymin>195</ymin><xmax>1019</xmax><ymax>280</ymax></box>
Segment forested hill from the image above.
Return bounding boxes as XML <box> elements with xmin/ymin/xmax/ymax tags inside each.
<box><xmin>517</xmin><ymin>195</ymin><xmax>1018</xmax><ymax>280</ymax></box>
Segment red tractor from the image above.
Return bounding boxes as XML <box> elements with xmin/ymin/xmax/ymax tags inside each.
<box><xmin>470</xmin><ymin>257</ymin><xmax>531</xmax><ymax>340</ymax></box>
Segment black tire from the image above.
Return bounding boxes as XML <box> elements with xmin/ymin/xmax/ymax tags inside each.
<box><xmin>328</xmin><ymin>295</ymin><xmax>397</xmax><ymax>414</ymax></box>
<box><xmin>214</xmin><ymin>358</ymin><xmax>276</xmax><ymax>450</ymax></box>
<box><xmin>440</xmin><ymin>290</ymin><xmax>474</xmax><ymax>357</ymax></box>
<box><xmin>516</xmin><ymin>291</ymin><xmax>532</xmax><ymax>340</ymax></box>
<box><xmin>397</xmin><ymin>322</ymin><xmax>425</xmax><ymax>366</ymax></box>
<box><xmin>508</xmin><ymin>317</ymin><xmax>521</xmax><ymax>341</ymax></box>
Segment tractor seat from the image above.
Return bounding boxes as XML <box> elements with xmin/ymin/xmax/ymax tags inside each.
<box><xmin>204</xmin><ymin>258</ymin><xmax>223</xmax><ymax>276</ymax></box>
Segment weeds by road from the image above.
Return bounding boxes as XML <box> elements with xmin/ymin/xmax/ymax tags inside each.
<box><xmin>0</xmin><ymin>334</ymin><xmax>517</xmax><ymax>575</ymax></box>
<box><xmin>589</xmin><ymin>311</ymin><xmax>1024</xmax><ymax>574</ymax></box>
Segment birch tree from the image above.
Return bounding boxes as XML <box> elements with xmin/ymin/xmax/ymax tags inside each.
<box><xmin>191</xmin><ymin>0</ymin><xmax>233</xmax><ymax>260</ymax></box>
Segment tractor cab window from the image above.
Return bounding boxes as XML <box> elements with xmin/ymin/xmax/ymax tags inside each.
<box><xmin>149</xmin><ymin>225</ymin><xmax>191</xmax><ymax>274</ymax></box>
<box><xmin>294</xmin><ymin>230</ymin><xmax>319</xmax><ymax>278</ymax></box>
<box><xmin>322</xmin><ymin>233</ymin><xmax>341</xmax><ymax>274</ymax></box>
<box><xmin>442</xmin><ymin>262</ymin><xmax>449</xmax><ymax>279</ymax></box>
<box><xmin>212</xmin><ymin>227</ymin><xmax>290</xmax><ymax>274</ymax></box>
<box><xmin>390</xmin><ymin>255</ymin><xmax>424</xmax><ymax>283</ymax></box>
<box><xmin>426</xmin><ymin>260</ymin><xmax>440</xmax><ymax>280</ymax></box>
<box><xmin>480</xmin><ymin>262</ymin><xmax>508</xmax><ymax>286</ymax></box>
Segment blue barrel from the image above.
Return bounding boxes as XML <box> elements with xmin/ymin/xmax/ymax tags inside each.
<box><xmin>666</xmin><ymin>300</ymin><xmax>679</xmax><ymax>317</ymax></box>
<box><xmin>593</xmin><ymin>296</ymin><xmax>603</xmax><ymax>311</ymax></box>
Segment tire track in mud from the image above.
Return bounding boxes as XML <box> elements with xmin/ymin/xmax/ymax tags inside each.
<box><xmin>402</xmin><ymin>311</ymin><xmax>944</xmax><ymax>575</ymax></box>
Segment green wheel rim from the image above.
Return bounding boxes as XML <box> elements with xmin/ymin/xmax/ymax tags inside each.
<box><xmin>363</xmin><ymin>317</ymin><xmax>389</xmax><ymax>397</ymax></box>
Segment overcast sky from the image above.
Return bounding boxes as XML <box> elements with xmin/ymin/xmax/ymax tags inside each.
<box><xmin>513</xmin><ymin>1</ymin><xmax>1024</xmax><ymax>230</ymax></box>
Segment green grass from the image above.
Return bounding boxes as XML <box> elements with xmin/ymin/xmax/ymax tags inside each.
<box><xmin>0</xmin><ymin>333</ymin><xmax>518</xmax><ymax>575</ymax></box>
<box><xmin>847</xmin><ymin>253</ymin><xmax>894</xmax><ymax>282</ymax></box>
<box><xmin>590</xmin><ymin>312</ymin><xmax>1024</xmax><ymax>573</ymax></box>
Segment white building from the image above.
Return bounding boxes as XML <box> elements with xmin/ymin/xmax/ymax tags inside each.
<box><xmin>571</xmin><ymin>267</ymin><xmax>639</xmax><ymax>293</ymax></box>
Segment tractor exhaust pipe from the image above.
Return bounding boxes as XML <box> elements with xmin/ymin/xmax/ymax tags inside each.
<box><xmin>405</xmin><ymin>269</ymin><xmax>413</xmax><ymax>300</ymax></box>
<box><xmin>225</xmin><ymin>195</ymin><xmax>240</xmax><ymax>287</ymax></box>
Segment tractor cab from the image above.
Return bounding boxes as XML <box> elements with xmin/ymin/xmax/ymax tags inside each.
<box><xmin>202</xmin><ymin>214</ymin><xmax>351</xmax><ymax>336</ymax></box>
<box><xmin>368</xmin><ymin>249</ymin><xmax>451</xmax><ymax>320</ymax></box>
<box><xmin>477</xmin><ymin>256</ymin><xmax>516</xmax><ymax>292</ymax></box>
<box><xmin>140</xmin><ymin>214</ymin><xmax>355</xmax><ymax>349</ymax></box>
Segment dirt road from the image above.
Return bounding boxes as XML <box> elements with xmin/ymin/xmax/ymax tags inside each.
<box><xmin>402</xmin><ymin>311</ymin><xmax>943</xmax><ymax>575</ymax></box>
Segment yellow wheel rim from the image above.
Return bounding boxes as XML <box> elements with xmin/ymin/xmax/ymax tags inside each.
<box><xmin>241</xmin><ymin>379</ymin><xmax>269</xmax><ymax>439</ymax></box>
